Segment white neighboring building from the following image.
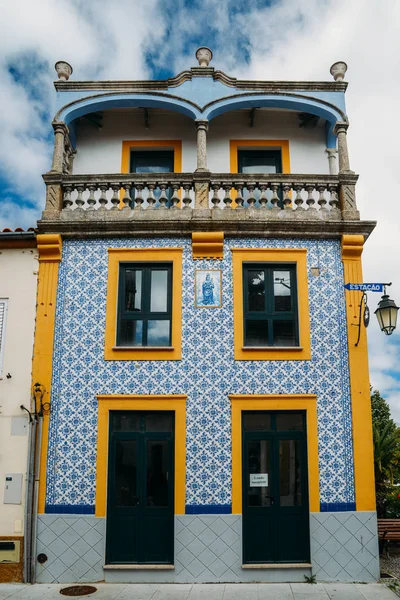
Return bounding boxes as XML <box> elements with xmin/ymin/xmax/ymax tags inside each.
<box><xmin>0</xmin><ymin>229</ymin><xmax>37</xmax><ymax>582</ymax></box>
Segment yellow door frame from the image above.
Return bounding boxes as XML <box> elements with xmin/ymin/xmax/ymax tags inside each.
<box><xmin>96</xmin><ymin>394</ymin><xmax>187</xmax><ymax>517</ymax></box>
<box><xmin>230</xmin><ymin>394</ymin><xmax>319</xmax><ymax>514</ymax></box>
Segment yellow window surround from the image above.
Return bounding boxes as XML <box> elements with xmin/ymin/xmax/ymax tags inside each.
<box><xmin>231</xmin><ymin>248</ymin><xmax>311</xmax><ymax>361</ymax></box>
<box><xmin>230</xmin><ymin>394</ymin><xmax>319</xmax><ymax>514</ymax></box>
<box><xmin>96</xmin><ymin>394</ymin><xmax>187</xmax><ymax>517</ymax></box>
<box><xmin>105</xmin><ymin>248</ymin><xmax>183</xmax><ymax>361</ymax></box>
<box><xmin>121</xmin><ymin>140</ymin><xmax>182</xmax><ymax>174</ymax></box>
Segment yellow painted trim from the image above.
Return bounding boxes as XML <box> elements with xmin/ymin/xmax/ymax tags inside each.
<box><xmin>341</xmin><ymin>235</ymin><xmax>376</xmax><ymax>511</ymax></box>
<box><xmin>229</xmin><ymin>139</ymin><xmax>291</xmax><ymax>174</ymax></box>
<box><xmin>105</xmin><ymin>248</ymin><xmax>183</xmax><ymax>361</ymax></box>
<box><xmin>230</xmin><ymin>394</ymin><xmax>319</xmax><ymax>514</ymax></box>
<box><xmin>121</xmin><ymin>140</ymin><xmax>182</xmax><ymax>174</ymax></box>
<box><xmin>32</xmin><ymin>234</ymin><xmax>62</xmax><ymax>514</ymax></box>
<box><xmin>231</xmin><ymin>248</ymin><xmax>311</xmax><ymax>361</ymax></box>
<box><xmin>96</xmin><ymin>394</ymin><xmax>187</xmax><ymax>517</ymax></box>
<box><xmin>192</xmin><ymin>232</ymin><xmax>224</xmax><ymax>259</ymax></box>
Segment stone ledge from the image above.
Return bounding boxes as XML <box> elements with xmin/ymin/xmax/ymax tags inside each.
<box><xmin>37</xmin><ymin>216</ymin><xmax>376</xmax><ymax>240</ymax></box>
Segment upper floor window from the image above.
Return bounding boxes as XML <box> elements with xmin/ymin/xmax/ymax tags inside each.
<box><xmin>105</xmin><ymin>248</ymin><xmax>183</xmax><ymax>361</ymax></box>
<box><xmin>243</xmin><ymin>264</ymin><xmax>298</xmax><ymax>347</ymax></box>
<box><xmin>231</xmin><ymin>248</ymin><xmax>310</xmax><ymax>361</ymax></box>
<box><xmin>130</xmin><ymin>149</ymin><xmax>175</xmax><ymax>208</ymax></box>
<box><xmin>238</xmin><ymin>150</ymin><xmax>282</xmax><ymax>175</ymax></box>
<box><xmin>117</xmin><ymin>263</ymin><xmax>172</xmax><ymax>347</ymax></box>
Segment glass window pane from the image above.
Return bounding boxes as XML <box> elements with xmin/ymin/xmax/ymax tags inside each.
<box><xmin>243</xmin><ymin>413</ymin><xmax>272</xmax><ymax>431</ymax></box>
<box><xmin>247</xmin><ymin>441</ymin><xmax>271</xmax><ymax>507</ymax></box>
<box><xmin>145</xmin><ymin>413</ymin><xmax>174</xmax><ymax>432</ymax></box>
<box><xmin>280</xmin><ymin>440</ymin><xmax>302</xmax><ymax>506</ymax></box>
<box><xmin>124</xmin><ymin>269</ymin><xmax>141</xmax><ymax>312</ymax></box>
<box><xmin>247</xmin><ymin>270</ymin><xmax>265</xmax><ymax>311</ymax></box>
<box><xmin>274</xmin><ymin>270</ymin><xmax>292</xmax><ymax>312</ymax></box>
<box><xmin>115</xmin><ymin>440</ymin><xmax>138</xmax><ymax>507</ymax></box>
<box><xmin>150</xmin><ymin>270</ymin><xmax>169</xmax><ymax>312</ymax></box>
<box><xmin>276</xmin><ymin>413</ymin><xmax>304</xmax><ymax>431</ymax></box>
<box><xmin>147</xmin><ymin>320</ymin><xmax>170</xmax><ymax>346</ymax></box>
<box><xmin>119</xmin><ymin>320</ymin><xmax>143</xmax><ymax>346</ymax></box>
<box><xmin>273</xmin><ymin>320</ymin><xmax>296</xmax><ymax>346</ymax></box>
<box><xmin>147</xmin><ymin>440</ymin><xmax>169</xmax><ymax>507</ymax></box>
<box><xmin>245</xmin><ymin>320</ymin><xmax>268</xmax><ymax>346</ymax></box>
<box><xmin>112</xmin><ymin>412</ymin><xmax>140</xmax><ymax>432</ymax></box>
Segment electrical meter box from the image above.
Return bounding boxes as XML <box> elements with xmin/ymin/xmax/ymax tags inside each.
<box><xmin>3</xmin><ymin>473</ymin><xmax>23</xmax><ymax>504</ymax></box>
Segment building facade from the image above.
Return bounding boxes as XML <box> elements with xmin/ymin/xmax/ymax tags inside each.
<box><xmin>33</xmin><ymin>51</ymin><xmax>379</xmax><ymax>583</ymax></box>
<box><xmin>0</xmin><ymin>230</ymin><xmax>37</xmax><ymax>582</ymax></box>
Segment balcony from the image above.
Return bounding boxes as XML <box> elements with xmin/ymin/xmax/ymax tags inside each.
<box><xmin>40</xmin><ymin>170</ymin><xmax>375</xmax><ymax>239</ymax></box>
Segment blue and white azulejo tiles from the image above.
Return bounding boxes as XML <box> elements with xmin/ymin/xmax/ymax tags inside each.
<box><xmin>46</xmin><ymin>237</ymin><xmax>354</xmax><ymax>509</ymax></box>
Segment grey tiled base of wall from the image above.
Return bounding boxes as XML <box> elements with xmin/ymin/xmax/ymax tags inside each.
<box><xmin>35</xmin><ymin>512</ymin><xmax>379</xmax><ymax>584</ymax></box>
<box><xmin>310</xmin><ymin>511</ymin><xmax>380</xmax><ymax>582</ymax></box>
<box><xmin>36</xmin><ymin>515</ymin><xmax>105</xmax><ymax>583</ymax></box>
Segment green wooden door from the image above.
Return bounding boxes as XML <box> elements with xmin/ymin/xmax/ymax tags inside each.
<box><xmin>242</xmin><ymin>411</ymin><xmax>310</xmax><ymax>564</ymax></box>
<box><xmin>106</xmin><ymin>411</ymin><xmax>174</xmax><ymax>564</ymax></box>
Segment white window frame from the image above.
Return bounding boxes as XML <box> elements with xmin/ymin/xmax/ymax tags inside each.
<box><xmin>0</xmin><ymin>299</ymin><xmax>8</xmax><ymax>377</ymax></box>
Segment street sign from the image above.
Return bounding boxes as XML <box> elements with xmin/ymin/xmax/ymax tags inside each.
<box><xmin>344</xmin><ymin>283</ymin><xmax>385</xmax><ymax>293</ymax></box>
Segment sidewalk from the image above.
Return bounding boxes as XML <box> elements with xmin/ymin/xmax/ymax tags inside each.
<box><xmin>0</xmin><ymin>583</ymin><xmax>398</xmax><ymax>600</ymax></box>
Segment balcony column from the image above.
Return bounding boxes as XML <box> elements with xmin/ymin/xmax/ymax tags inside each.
<box><xmin>326</xmin><ymin>148</ymin><xmax>338</xmax><ymax>175</ymax></box>
<box><xmin>51</xmin><ymin>122</ymin><xmax>67</xmax><ymax>173</ymax></box>
<box><xmin>333</xmin><ymin>122</ymin><xmax>352</xmax><ymax>173</ymax></box>
<box><xmin>194</xmin><ymin>120</ymin><xmax>210</xmax><ymax>208</ymax></box>
<box><xmin>195</xmin><ymin>120</ymin><xmax>209</xmax><ymax>172</ymax></box>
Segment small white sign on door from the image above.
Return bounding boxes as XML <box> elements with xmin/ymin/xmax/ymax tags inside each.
<box><xmin>250</xmin><ymin>474</ymin><xmax>268</xmax><ymax>487</ymax></box>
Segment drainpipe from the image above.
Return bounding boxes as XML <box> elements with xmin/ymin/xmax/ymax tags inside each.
<box><xmin>31</xmin><ymin>416</ymin><xmax>43</xmax><ymax>582</ymax></box>
<box><xmin>24</xmin><ymin>415</ymin><xmax>36</xmax><ymax>582</ymax></box>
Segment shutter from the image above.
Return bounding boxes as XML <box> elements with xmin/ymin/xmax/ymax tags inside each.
<box><xmin>0</xmin><ymin>300</ymin><xmax>7</xmax><ymax>373</ymax></box>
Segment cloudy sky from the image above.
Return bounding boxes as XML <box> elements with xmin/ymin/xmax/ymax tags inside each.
<box><xmin>1</xmin><ymin>0</ymin><xmax>399</xmax><ymax>417</ymax></box>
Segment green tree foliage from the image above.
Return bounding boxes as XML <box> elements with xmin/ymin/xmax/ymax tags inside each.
<box><xmin>371</xmin><ymin>389</ymin><xmax>400</xmax><ymax>517</ymax></box>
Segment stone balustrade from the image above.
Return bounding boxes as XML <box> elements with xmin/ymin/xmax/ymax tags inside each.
<box><xmin>42</xmin><ymin>172</ymin><xmax>360</xmax><ymax>221</ymax></box>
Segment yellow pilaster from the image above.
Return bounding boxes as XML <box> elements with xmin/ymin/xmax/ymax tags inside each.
<box><xmin>32</xmin><ymin>234</ymin><xmax>62</xmax><ymax>514</ymax></box>
<box><xmin>341</xmin><ymin>234</ymin><xmax>376</xmax><ymax>511</ymax></box>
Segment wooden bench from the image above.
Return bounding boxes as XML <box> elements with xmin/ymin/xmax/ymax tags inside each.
<box><xmin>378</xmin><ymin>519</ymin><xmax>400</xmax><ymax>556</ymax></box>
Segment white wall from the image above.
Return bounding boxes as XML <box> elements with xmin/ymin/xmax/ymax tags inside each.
<box><xmin>0</xmin><ymin>247</ymin><xmax>38</xmax><ymax>537</ymax></box>
<box><xmin>73</xmin><ymin>108</ymin><xmax>330</xmax><ymax>175</ymax></box>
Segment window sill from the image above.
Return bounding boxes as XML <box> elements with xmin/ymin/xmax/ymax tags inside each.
<box><xmin>112</xmin><ymin>346</ymin><xmax>174</xmax><ymax>351</ymax></box>
<box><xmin>235</xmin><ymin>345</ymin><xmax>311</xmax><ymax>361</ymax></box>
<box><xmin>242</xmin><ymin>563</ymin><xmax>312</xmax><ymax>570</ymax></box>
<box><xmin>104</xmin><ymin>564</ymin><xmax>174</xmax><ymax>570</ymax></box>
<box><xmin>242</xmin><ymin>346</ymin><xmax>303</xmax><ymax>351</ymax></box>
<box><xmin>105</xmin><ymin>345</ymin><xmax>180</xmax><ymax>361</ymax></box>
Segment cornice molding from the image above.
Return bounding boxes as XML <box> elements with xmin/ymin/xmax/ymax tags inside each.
<box><xmin>341</xmin><ymin>234</ymin><xmax>364</xmax><ymax>260</ymax></box>
<box><xmin>192</xmin><ymin>231</ymin><xmax>224</xmax><ymax>259</ymax></box>
<box><xmin>37</xmin><ymin>233</ymin><xmax>62</xmax><ymax>262</ymax></box>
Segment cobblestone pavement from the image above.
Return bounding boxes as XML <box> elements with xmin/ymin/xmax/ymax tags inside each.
<box><xmin>0</xmin><ymin>583</ymin><xmax>398</xmax><ymax>600</ymax></box>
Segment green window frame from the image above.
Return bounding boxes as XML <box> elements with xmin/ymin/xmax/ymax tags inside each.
<box><xmin>117</xmin><ymin>263</ymin><xmax>173</xmax><ymax>347</ymax></box>
<box><xmin>243</xmin><ymin>263</ymin><xmax>299</xmax><ymax>347</ymax></box>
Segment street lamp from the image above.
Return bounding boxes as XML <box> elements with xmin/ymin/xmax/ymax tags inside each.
<box><xmin>375</xmin><ymin>293</ymin><xmax>399</xmax><ymax>336</ymax></box>
<box><xmin>351</xmin><ymin>282</ymin><xmax>399</xmax><ymax>346</ymax></box>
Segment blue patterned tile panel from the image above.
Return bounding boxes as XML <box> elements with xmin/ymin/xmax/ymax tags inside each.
<box><xmin>46</xmin><ymin>237</ymin><xmax>354</xmax><ymax>507</ymax></box>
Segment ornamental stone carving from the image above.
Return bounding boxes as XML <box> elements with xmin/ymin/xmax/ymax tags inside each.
<box><xmin>330</xmin><ymin>61</ymin><xmax>348</xmax><ymax>81</ymax></box>
<box><xmin>55</xmin><ymin>61</ymin><xmax>73</xmax><ymax>81</ymax></box>
<box><xmin>195</xmin><ymin>47</ymin><xmax>213</xmax><ymax>67</ymax></box>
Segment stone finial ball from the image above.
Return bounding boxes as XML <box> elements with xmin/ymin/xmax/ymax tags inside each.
<box><xmin>330</xmin><ymin>61</ymin><xmax>348</xmax><ymax>82</ymax></box>
<box><xmin>55</xmin><ymin>61</ymin><xmax>73</xmax><ymax>81</ymax></box>
<box><xmin>195</xmin><ymin>47</ymin><xmax>213</xmax><ymax>67</ymax></box>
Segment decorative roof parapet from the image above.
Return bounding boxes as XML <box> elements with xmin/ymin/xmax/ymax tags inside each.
<box><xmin>54</xmin><ymin>73</ymin><xmax>348</xmax><ymax>93</ymax></box>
